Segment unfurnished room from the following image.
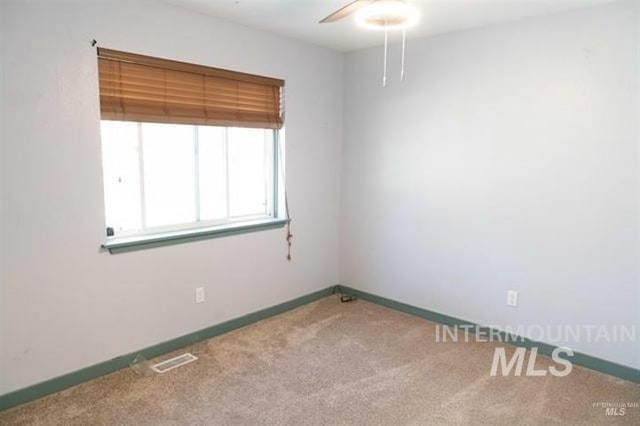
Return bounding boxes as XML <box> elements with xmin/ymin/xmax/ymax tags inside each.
<box><xmin>0</xmin><ymin>0</ymin><xmax>639</xmax><ymax>424</ymax></box>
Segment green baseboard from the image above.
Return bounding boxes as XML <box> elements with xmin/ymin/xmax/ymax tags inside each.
<box><xmin>3</xmin><ymin>284</ymin><xmax>637</xmax><ymax>412</ymax></box>
<box><xmin>336</xmin><ymin>285</ymin><xmax>640</xmax><ymax>384</ymax></box>
<box><xmin>0</xmin><ymin>286</ymin><xmax>335</xmax><ymax>412</ymax></box>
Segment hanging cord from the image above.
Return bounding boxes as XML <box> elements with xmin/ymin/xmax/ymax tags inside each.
<box><xmin>401</xmin><ymin>28</ymin><xmax>406</xmax><ymax>81</ymax></box>
<box><xmin>285</xmin><ymin>193</ymin><xmax>292</xmax><ymax>261</ymax></box>
<box><xmin>382</xmin><ymin>25</ymin><xmax>388</xmax><ymax>87</ymax></box>
<box><xmin>276</xmin><ymin>119</ymin><xmax>293</xmax><ymax>261</ymax></box>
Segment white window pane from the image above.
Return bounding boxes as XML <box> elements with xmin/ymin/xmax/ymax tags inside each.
<box><xmin>100</xmin><ymin>120</ymin><xmax>142</xmax><ymax>234</ymax></box>
<box><xmin>198</xmin><ymin>126</ymin><xmax>227</xmax><ymax>221</ymax></box>
<box><xmin>228</xmin><ymin>128</ymin><xmax>272</xmax><ymax>217</ymax></box>
<box><xmin>141</xmin><ymin>123</ymin><xmax>196</xmax><ymax>228</ymax></box>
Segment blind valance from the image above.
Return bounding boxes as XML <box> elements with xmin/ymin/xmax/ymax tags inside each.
<box><xmin>97</xmin><ymin>48</ymin><xmax>284</xmax><ymax>129</ymax></box>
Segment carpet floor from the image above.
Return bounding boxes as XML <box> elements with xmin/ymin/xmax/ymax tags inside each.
<box><xmin>1</xmin><ymin>295</ymin><xmax>638</xmax><ymax>425</ymax></box>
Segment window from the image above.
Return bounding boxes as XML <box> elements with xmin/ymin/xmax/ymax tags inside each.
<box><xmin>101</xmin><ymin>121</ymin><xmax>277</xmax><ymax>236</ymax></box>
<box><xmin>96</xmin><ymin>48</ymin><xmax>286</xmax><ymax>251</ymax></box>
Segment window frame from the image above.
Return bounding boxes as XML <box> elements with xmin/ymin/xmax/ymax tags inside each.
<box><xmin>102</xmin><ymin>217</ymin><xmax>288</xmax><ymax>254</ymax></box>
<box><xmin>100</xmin><ymin>122</ymin><xmax>286</xmax><ymax>253</ymax></box>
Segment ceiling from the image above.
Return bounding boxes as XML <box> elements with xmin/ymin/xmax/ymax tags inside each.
<box><xmin>164</xmin><ymin>0</ymin><xmax>613</xmax><ymax>52</ymax></box>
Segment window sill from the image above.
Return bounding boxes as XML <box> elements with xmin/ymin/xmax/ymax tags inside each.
<box><xmin>102</xmin><ymin>218</ymin><xmax>288</xmax><ymax>254</ymax></box>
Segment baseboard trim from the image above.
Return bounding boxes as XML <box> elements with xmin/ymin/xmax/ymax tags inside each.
<box><xmin>0</xmin><ymin>286</ymin><xmax>335</xmax><ymax>412</ymax></box>
<box><xmin>3</xmin><ymin>284</ymin><xmax>636</xmax><ymax>412</ymax></box>
<box><xmin>336</xmin><ymin>285</ymin><xmax>640</xmax><ymax>384</ymax></box>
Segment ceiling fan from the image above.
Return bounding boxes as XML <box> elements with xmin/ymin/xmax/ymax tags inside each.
<box><xmin>319</xmin><ymin>0</ymin><xmax>372</xmax><ymax>24</ymax></box>
<box><xmin>319</xmin><ymin>0</ymin><xmax>417</xmax><ymax>29</ymax></box>
<box><xmin>319</xmin><ymin>1</ymin><xmax>419</xmax><ymax>87</ymax></box>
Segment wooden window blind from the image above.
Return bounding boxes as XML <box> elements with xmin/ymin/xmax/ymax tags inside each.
<box><xmin>97</xmin><ymin>48</ymin><xmax>284</xmax><ymax>129</ymax></box>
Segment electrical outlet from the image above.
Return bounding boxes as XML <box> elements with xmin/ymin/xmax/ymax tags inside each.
<box><xmin>507</xmin><ymin>290</ymin><xmax>518</xmax><ymax>307</ymax></box>
<box><xmin>195</xmin><ymin>287</ymin><xmax>205</xmax><ymax>304</ymax></box>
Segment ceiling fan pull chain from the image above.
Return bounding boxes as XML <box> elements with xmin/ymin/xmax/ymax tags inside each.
<box><xmin>401</xmin><ymin>28</ymin><xmax>406</xmax><ymax>81</ymax></box>
<box><xmin>382</xmin><ymin>26</ymin><xmax>388</xmax><ymax>87</ymax></box>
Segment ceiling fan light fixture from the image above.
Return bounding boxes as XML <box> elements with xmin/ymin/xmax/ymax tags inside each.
<box><xmin>355</xmin><ymin>0</ymin><xmax>418</xmax><ymax>31</ymax></box>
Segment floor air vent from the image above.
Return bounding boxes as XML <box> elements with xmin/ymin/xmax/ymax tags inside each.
<box><xmin>151</xmin><ymin>353</ymin><xmax>198</xmax><ymax>373</ymax></box>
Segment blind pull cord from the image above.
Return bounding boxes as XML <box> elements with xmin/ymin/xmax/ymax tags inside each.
<box><xmin>285</xmin><ymin>193</ymin><xmax>293</xmax><ymax>261</ymax></box>
<box><xmin>277</xmin><ymin>124</ymin><xmax>292</xmax><ymax>262</ymax></box>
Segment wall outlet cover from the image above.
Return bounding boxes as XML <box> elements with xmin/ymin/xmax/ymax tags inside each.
<box><xmin>195</xmin><ymin>287</ymin><xmax>205</xmax><ymax>304</ymax></box>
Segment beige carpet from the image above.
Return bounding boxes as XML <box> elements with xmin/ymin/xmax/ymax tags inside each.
<box><xmin>1</xmin><ymin>296</ymin><xmax>638</xmax><ymax>425</ymax></box>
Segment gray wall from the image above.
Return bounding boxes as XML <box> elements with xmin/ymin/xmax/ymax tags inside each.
<box><xmin>341</xmin><ymin>1</ymin><xmax>639</xmax><ymax>368</ymax></box>
<box><xmin>0</xmin><ymin>0</ymin><xmax>343</xmax><ymax>394</ymax></box>
<box><xmin>2</xmin><ymin>0</ymin><xmax>639</xmax><ymax>397</ymax></box>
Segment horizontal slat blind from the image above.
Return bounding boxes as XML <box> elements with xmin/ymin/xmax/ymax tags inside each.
<box><xmin>97</xmin><ymin>48</ymin><xmax>284</xmax><ymax>129</ymax></box>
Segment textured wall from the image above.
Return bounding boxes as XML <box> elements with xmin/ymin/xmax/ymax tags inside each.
<box><xmin>0</xmin><ymin>0</ymin><xmax>342</xmax><ymax>394</ymax></box>
<box><xmin>341</xmin><ymin>2</ymin><xmax>639</xmax><ymax>368</ymax></box>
